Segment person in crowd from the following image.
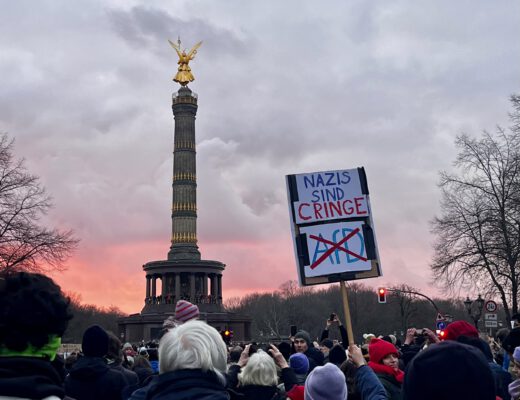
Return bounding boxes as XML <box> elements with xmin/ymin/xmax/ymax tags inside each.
<box><xmin>495</xmin><ymin>327</ymin><xmax>511</xmax><ymax>369</ymax></box>
<box><xmin>399</xmin><ymin>327</ymin><xmax>439</xmax><ymax>367</ymax></box>
<box><xmin>293</xmin><ymin>330</ymin><xmax>324</xmax><ymax>371</ymax></box>
<box><xmin>368</xmin><ymin>338</ymin><xmax>404</xmax><ymax>400</ymax></box>
<box><xmin>320</xmin><ymin>313</ymin><xmax>349</xmax><ymax>347</ymax></box>
<box><xmin>132</xmin><ymin>354</ymin><xmax>154</xmax><ymax>385</ymax></box>
<box><xmin>106</xmin><ymin>331</ymin><xmax>138</xmax><ymax>386</ymax></box>
<box><xmin>64</xmin><ymin>352</ymin><xmax>79</xmax><ymax>373</ymax></box>
<box><xmin>228</xmin><ymin>345</ymin><xmax>243</xmax><ymax>365</ymax></box>
<box><xmin>145</xmin><ymin>320</ymin><xmax>229</xmax><ymax>399</ymax></box>
<box><xmin>122</xmin><ymin>342</ymin><xmax>136</xmax><ymax>368</ymax></box>
<box><xmin>277</xmin><ymin>341</ymin><xmax>292</xmax><ymax>361</ymax></box>
<box><xmin>227</xmin><ymin>343</ymin><xmax>297</xmax><ymax>400</ymax></box>
<box><xmin>319</xmin><ymin>338</ymin><xmax>333</xmax><ymax>362</ymax></box>
<box><xmin>443</xmin><ymin>320</ymin><xmax>479</xmax><ymax>341</ymax></box>
<box><xmin>0</xmin><ymin>272</ymin><xmax>73</xmax><ymax>400</ymax></box>
<box><xmin>174</xmin><ymin>299</ymin><xmax>200</xmax><ymax>323</ymax></box>
<box><xmin>402</xmin><ymin>341</ymin><xmax>496</xmax><ymax>399</ymax></box>
<box><xmin>348</xmin><ymin>344</ymin><xmax>392</xmax><ymax>400</ymax></box>
<box><xmin>288</xmin><ymin>353</ymin><xmax>309</xmax><ymax>385</ymax></box>
<box><xmin>328</xmin><ymin>344</ymin><xmax>347</xmax><ymax>367</ymax></box>
<box><xmin>65</xmin><ymin>325</ymin><xmax>128</xmax><ymax>400</ymax></box>
<box><xmin>509</xmin><ymin>346</ymin><xmax>520</xmax><ymax>399</ymax></box>
<box><xmin>147</xmin><ymin>346</ymin><xmax>160</xmax><ymax>374</ymax></box>
<box><xmin>502</xmin><ymin>325</ymin><xmax>520</xmax><ymax>374</ymax></box>
<box><xmin>363</xmin><ymin>333</ymin><xmax>376</xmax><ymax>344</ymax></box>
<box><xmin>457</xmin><ymin>335</ymin><xmax>512</xmax><ymax>400</ymax></box>
<box><xmin>304</xmin><ymin>363</ymin><xmax>347</xmax><ymax>400</ymax></box>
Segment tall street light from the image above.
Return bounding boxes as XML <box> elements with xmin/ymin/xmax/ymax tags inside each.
<box><xmin>464</xmin><ymin>294</ymin><xmax>485</xmax><ymax>330</ymax></box>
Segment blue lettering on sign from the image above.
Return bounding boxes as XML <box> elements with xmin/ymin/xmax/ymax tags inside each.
<box><xmin>303</xmin><ymin>171</ymin><xmax>351</xmax><ymax>189</ymax></box>
<box><xmin>311</xmin><ymin>228</ymin><xmax>365</xmax><ymax>266</ymax></box>
<box><xmin>311</xmin><ymin>187</ymin><xmax>345</xmax><ymax>202</ymax></box>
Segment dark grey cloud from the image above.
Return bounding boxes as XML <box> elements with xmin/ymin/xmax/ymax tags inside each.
<box><xmin>1</xmin><ymin>0</ymin><xmax>519</xmax><ymax>307</ymax></box>
<box><xmin>107</xmin><ymin>5</ymin><xmax>248</xmax><ymax>58</ymax></box>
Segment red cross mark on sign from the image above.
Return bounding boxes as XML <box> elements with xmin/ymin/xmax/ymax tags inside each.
<box><xmin>308</xmin><ymin>227</ymin><xmax>368</xmax><ymax>270</ymax></box>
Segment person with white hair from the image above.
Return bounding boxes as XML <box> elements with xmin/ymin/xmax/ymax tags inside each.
<box><xmin>145</xmin><ymin>320</ymin><xmax>229</xmax><ymax>400</ymax></box>
<box><xmin>227</xmin><ymin>344</ymin><xmax>297</xmax><ymax>400</ymax></box>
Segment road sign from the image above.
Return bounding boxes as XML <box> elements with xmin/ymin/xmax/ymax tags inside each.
<box><xmin>485</xmin><ymin>320</ymin><xmax>498</xmax><ymax>328</ymax></box>
<box><xmin>485</xmin><ymin>313</ymin><xmax>498</xmax><ymax>321</ymax></box>
<box><xmin>485</xmin><ymin>300</ymin><xmax>497</xmax><ymax>313</ymax></box>
<box><xmin>436</xmin><ymin>321</ymin><xmax>446</xmax><ymax>330</ymax></box>
<box><xmin>436</xmin><ymin>313</ymin><xmax>445</xmax><ymax>321</ymax></box>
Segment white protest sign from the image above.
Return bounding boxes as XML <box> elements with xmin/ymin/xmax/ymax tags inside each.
<box><xmin>299</xmin><ymin>221</ymin><xmax>373</xmax><ymax>278</ymax></box>
<box><xmin>291</xmin><ymin>169</ymin><xmax>370</xmax><ymax>224</ymax></box>
<box><xmin>286</xmin><ymin>167</ymin><xmax>381</xmax><ymax>286</ymax></box>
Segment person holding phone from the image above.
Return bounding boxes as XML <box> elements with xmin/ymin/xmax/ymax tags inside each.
<box><xmin>320</xmin><ymin>313</ymin><xmax>349</xmax><ymax>347</ymax></box>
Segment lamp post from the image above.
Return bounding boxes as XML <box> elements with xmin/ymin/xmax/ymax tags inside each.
<box><xmin>464</xmin><ymin>294</ymin><xmax>485</xmax><ymax>330</ymax></box>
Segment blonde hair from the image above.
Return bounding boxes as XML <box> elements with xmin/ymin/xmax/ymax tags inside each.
<box><xmin>238</xmin><ymin>350</ymin><xmax>278</xmax><ymax>387</ymax></box>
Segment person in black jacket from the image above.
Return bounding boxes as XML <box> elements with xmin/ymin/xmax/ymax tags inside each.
<box><xmin>145</xmin><ymin>320</ymin><xmax>229</xmax><ymax>400</ymax></box>
<box><xmin>106</xmin><ymin>331</ymin><xmax>139</xmax><ymax>386</ymax></box>
<box><xmin>320</xmin><ymin>313</ymin><xmax>349</xmax><ymax>345</ymax></box>
<box><xmin>0</xmin><ymin>272</ymin><xmax>73</xmax><ymax>400</ymax></box>
<box><xmin>65</xmin><ymin>325</ymin><xmax>128</xmax><ymax>400</ymax></box>
<box><xmin>293</xmin><ymin>330</ymin><xmax>324</xmax><ymax>372</ymax></box>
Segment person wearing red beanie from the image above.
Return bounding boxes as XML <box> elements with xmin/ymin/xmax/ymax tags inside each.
<box><xmin>368</xmin><ymin>338</ymin><xmax>404</xmax><ymax>400</ymax></box>
<box><xmin>442</xmin><ymin>320</ymin><xmax>479</xmax><ymax>341</ymax></box>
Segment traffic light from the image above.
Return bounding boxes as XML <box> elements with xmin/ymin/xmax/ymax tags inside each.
<box><xmin>438</xmin><ymin>330</ymin><xmax>446</xmax><ymax>340</ymax></box>
<box><xmin>377</xmin><ymin>287</ymin><xmax>387</xmax><ymax>303</ymax></box>
<box><xmin>221</xmin><ymin>329</ymin><xmax>233</xmax><ymax>344</ymax></box>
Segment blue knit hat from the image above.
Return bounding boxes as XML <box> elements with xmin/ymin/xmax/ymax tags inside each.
<box><xmin>305</xmin><ymin>363</ymin><xmax>347</xmax><ymax>400</ymax></box>
<box><xmin>289</xmin><ymin>353</ymin><xmax>309</xmax><ymax>375</ymax></box>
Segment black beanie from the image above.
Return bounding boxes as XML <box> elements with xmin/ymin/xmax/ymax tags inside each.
<box><xmin>82</xmin><ymin>325</ymin><xmax>109</xmax><ymax>357</ymax></box>
<box><xmin>294</xmin><ymin>330</ymin><xmax>312</xmax><ymax>347</ymax></box>
<box><xmin>328</xmin><ymin>344</ymin><xmax>347</xmax><ymax>365</ymax></box>
<box><xmin>403</xmin><ymin>341</ymin><xmax>495</xmax><ymax>400</ymax></box>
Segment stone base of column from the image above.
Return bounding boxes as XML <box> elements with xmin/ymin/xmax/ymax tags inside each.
<box><xmin>168</xmin><ymin>243</ymin><xmax>201</xmax><ymax>260</ymax></box>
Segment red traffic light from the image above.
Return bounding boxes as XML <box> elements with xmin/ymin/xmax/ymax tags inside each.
<box><xmin>378</xmin><ymin>287</ymin><xmax>387</xmax><ymax>303</ymax></box>
<box><xmin>224</xmin><ymin>330</ymin><xmax>230</xmax><ymax>336</ymax></box>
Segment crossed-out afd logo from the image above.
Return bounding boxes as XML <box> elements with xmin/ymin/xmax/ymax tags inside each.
<box><xmin>300</xmin><ymin>221</ymin><xmax>372</xmax><ymax>278</ymax></box>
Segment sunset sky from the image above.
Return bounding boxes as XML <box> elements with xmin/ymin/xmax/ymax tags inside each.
<box><xmin>1</xmin><ymin>1</ymin><xmax>519</xmax><ymax>313</ymax></box>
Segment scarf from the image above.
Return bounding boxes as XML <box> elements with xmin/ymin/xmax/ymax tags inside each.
<box><xmin>0</xmin><ymin>335</ymin><xmax>61</xmax><ymax>361</ymax></box>
<box><xmin>368</xmin><ymin>361</ymin><xmax>404</xmax><ymax>384</ymax></box>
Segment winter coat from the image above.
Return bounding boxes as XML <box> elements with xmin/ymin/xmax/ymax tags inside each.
<box><xmin>145</xmin><ymin>369</ymin><xmax>229</xmax><ymax>400</ymax></box>
<box><xmin>305</xmin><ymin>347</ymin><xmax>325</xmax><ymax>372</ymax></box>
<box><xmin>0</xmin><ymin>356</ymin><xmax>72</xmax><ymax>400</ymax></box>
<box><xmin>355</xmin><ymin>365</ymin><xmax>388</xmax><ymax>400</ymax></box>
<box><xmin>376</xmin><ymin>373</ymin><xmax>402</xmax><ymax>400</ymax></box>
<box><xmin>109</xmin><ymin>361</ymin><xmax>139</xmax><ymax>386</ymax></box>
<box><xmin>65</xmin><ymin>355</ymin><xmax>128</xmax><ymax>400</ymax></box>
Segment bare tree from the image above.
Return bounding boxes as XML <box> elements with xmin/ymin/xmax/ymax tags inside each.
<box><xmin>0</xmin><ymin>133</ymin><xmax>78</xmax><ymax>274</ymax></box>
<box><xmin>431</xmin><ymin>96</ymin><xmax>520</xmax><ymax>320</ymax></box>
<box><xmin>389</xmin><ymin>284</ymin><xmax>419</xmax><ymax>333</ymax></box>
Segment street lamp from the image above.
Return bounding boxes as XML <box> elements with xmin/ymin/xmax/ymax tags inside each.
<box><xmin>464</xmin><ymin>294</ymin><xmax>485</xmax><ymax>330</ymax></box>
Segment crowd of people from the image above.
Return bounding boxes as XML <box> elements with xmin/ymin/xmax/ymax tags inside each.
<box><xmin>3</xmin><ymin>272</ymin><xmax>520</xmax><ymax>399</ymax></box>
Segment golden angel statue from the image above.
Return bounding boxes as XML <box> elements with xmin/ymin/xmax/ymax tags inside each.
<box><xmin>168</xmin><ymin>38</ymin><xmax>202</xmax><ymax>86</ymax></box>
